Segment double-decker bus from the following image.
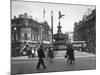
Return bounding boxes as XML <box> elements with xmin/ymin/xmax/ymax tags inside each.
<box><xmin>71</xmin><ymin>41</ymin><xmax>86</xmax><ymax>51</ymax></box>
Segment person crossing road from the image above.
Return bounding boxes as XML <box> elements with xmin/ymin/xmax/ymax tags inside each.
<box><xmin>36</xmin><ymin>44</ymin><xmax>46</xmax><ymax>69</ymax></box>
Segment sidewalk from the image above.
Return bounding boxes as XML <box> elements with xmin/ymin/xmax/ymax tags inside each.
<box><xmin>11</xmin><ymin>56</ymin><xmax>38</xmax><ymax>61</ymax></box>
<box><xmin>54</xmin><ymin>50</ymin><xmax>95</xmax><ymax>57</ymax></box>
<box><xmin>11</xmin><ymin>50</ymin><xmax>96</xmax><ymax>61</ymax></box>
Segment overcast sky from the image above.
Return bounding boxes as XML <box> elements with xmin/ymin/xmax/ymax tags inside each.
<box><xmin>12</xmin><ymin>0</ymin><xmax>95</xmax><ymax>34</ymax></box>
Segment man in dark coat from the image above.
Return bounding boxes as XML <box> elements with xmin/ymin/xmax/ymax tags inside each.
<box><xmin>66</xmin><ymin>44</ymin><xmax>75</xmax><ymax>64</ymax></box>
<box><xmin>36</xmin><ymin>45</ymin><xmax>46</xmax><ymax>69</ymax></box>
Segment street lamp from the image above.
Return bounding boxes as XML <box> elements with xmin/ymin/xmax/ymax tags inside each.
<box><xmin>13</xmin><ymin>27</ymin><xmax>17</xmax><ymax>42</ymax></box>
<box><xmin>51</xmin><ymin>11</ymin><xmax>53</xmax><ymax>50</ymax></box>
<box><xmin>13</xmin><ymin>26</ymin><xmax>18</xmax><ymax>56</ymax></box>
<box><xmin>14</xmin><ymin>27</ymin><xmax>17</xmax><ymax>31</ymax></box>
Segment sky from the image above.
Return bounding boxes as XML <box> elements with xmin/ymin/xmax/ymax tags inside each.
<box><xmin>11</xmin><ymin>0</ymin><xmax>95</xmax><ymax>34</ymax></box>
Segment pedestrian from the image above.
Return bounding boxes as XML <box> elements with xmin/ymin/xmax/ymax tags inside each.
<box><xmin>20</xmin><ymin>43</ymin><xmax>26</xmax><ymax>54</ymax></box>
<box><xmin>45</xmin><ymin>48</ymin><xmax>48</xmax><ymax>59</ymax></box>
<box><xmin>31</xmin><ymin>48</ymin><xmax>35</xmax><ymax>57</ymax></box>
<box><xmin>26</xmin><ymin>45</ymin><xmax>31</xmax><ymax>58</ymax></box>
<box><xmin>47</xmin><ymin>47</ymin><xmax>54</xmax><ymax>63</ymax></box>
<box><xmin>36</xmin><ymin>44</ymin><xmax>46</xmax><ymax>69</ymax></box>
<box><xmin>66</xmin><ymin>44</ymin><xmax>75</xmax><ymax>64</ymax></box>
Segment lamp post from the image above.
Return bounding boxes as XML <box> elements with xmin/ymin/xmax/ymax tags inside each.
<box><xmin>13</xmin><ymin>26</ymin><xmax>18</xmax><ymax>56</ymax></box>
<box><xmin>14</xmin><ymin>27</ymin><xmax>17</xmax><ymax>43</ymax></box>
<box><xmin>51</xmin><ymin>11</ymin><xmax>53</xmax><ymax>50</ymax></box>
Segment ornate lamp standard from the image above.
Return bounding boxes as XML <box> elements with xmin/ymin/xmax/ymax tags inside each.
<box><xmin>51</xmin><ymin>11</ymin><xmax>53</xmax><ymax>50</ymax></box>
<box><xmin>13</xmin><ymin>27</ymin><xmax>17</xmax><ymax>43</ymax></box>
<box><xmin>13</xmin><ymin>26</ymin><xmax>18</xmax><ymax>56</ymax></box>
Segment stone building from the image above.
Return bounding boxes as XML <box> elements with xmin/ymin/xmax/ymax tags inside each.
<box><xmin>73</xmin><ymin>9</ymin><xmax>96</xmax><ymax>53</ymax></box>
<box><xmin>11</xmin><ymin>13</ymin><xmax>51</xmax><ymax>56</ymax></box>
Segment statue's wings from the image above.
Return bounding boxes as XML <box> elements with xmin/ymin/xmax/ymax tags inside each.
<box><xmin>59</xmin><ymin>11</ymin><xmax>65</xmax><ymax>19</ymax></box>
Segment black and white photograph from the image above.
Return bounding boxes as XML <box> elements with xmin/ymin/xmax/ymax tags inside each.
<box><xmin>11</xmin><ymin>0</ymin><xmax>96</xmax><ymax>75</ymax></box>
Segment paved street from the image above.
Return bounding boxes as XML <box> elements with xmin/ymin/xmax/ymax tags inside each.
<box><xmin>11</xmin><ymin>51</ymin><xmax>96</xmax><ymax>75</ymax></box>
<box><xmin>55</xmin><ymin>50</ymin><xmax>95</xmax><ymax>58</ymax></box>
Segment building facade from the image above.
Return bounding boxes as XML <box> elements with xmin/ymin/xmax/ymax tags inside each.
<box><xmin>11</xmin><ymin>13</ymin><xmax>51</xmax><ymax>56</ymax></box>
<box><xmin>73</xmin><ymin>9</ymin><xmax>96</xmax><ymax>53</ymax></box>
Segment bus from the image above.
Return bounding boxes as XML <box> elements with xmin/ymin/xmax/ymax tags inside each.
<box><xmin>71</xmin><ymin>41</ymin><xmax>86</xmax><ymax>51</ymax></box>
